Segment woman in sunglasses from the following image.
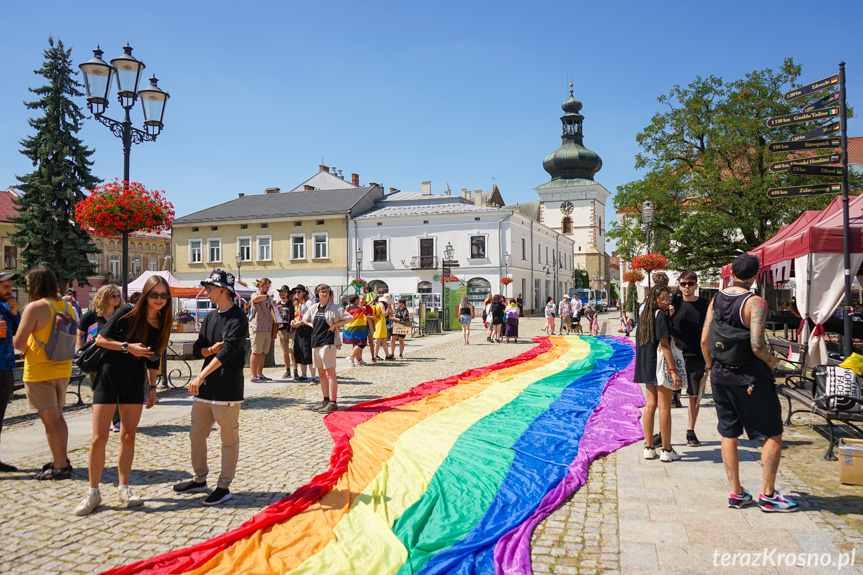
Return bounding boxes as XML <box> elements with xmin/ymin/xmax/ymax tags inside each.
<box><xmin>74</xmin><ymin>276</ymin><xmax>173</xmax><ymax>516</ymax></box>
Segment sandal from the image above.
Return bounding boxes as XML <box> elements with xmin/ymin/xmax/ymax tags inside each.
<box><xmin>34</xmin><ymin>463</ymin><xmax>72</xmax><ymax>480</ymax></box>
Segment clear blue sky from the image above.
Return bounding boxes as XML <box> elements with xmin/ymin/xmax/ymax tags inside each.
<box><xmin>1</xmin><ymin>0</ymin><xmax>861</xmax><ymax>253</ymax></box>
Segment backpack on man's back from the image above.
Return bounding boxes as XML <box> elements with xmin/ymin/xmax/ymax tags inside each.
<box><xmin>33</xmin><ymin>300</ymin><xmax>77</xmax><ymax>362</ymax></box>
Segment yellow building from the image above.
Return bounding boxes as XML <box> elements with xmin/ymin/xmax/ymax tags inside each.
<box><xmin>172</xmin><ymin>184</ymin><xmax>382</xmax><ymax>290</ymax></box>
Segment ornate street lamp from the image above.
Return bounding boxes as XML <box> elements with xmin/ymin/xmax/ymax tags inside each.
<box><xmin>642</xmin><ymin>199</ymin><xmax>654</xmax><ymax>293</ymax></box>
<box><xmin>444</xmin><ymin>242</ymin><xmax>455</xmax><ymax>262</ymax></box>
<box><xmin>79</xmin><ymin>43</ymin><xmax>170</xmax><ymax>298</ymax></box>
<box><xmin>356</xmin><ymin>246</ymin><xmax>363</xmax><ymax>279</ymax></box>
<box><xmin>236</xmin><ymin>251</ymin><xmax>242</xmax><ymax>283</ymax></box>
<box><xmin>504</xmin><ymin>252</ymin><xmax>511</xmax><ymax>298</ymax></box>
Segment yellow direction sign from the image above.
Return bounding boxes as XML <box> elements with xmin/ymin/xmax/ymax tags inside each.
<box><xmin>769</xmin><ymin>154</ymin><xmax>840</xmax><ymax>173</ymax></box>
<box><xmin>789</xmin><ymin>122</ymin><xmax>839</xmax><ymax>142</ymax></box>
<box><xmin>766</xmin><ymin>107</ymin><xmax>840</xmax><ymax>128</ymax></box>
<box><xmin>789</xmin><ymin>165</ymin><xmax>843</xmax><ymax>176</ymax></box>
<box><xmin>767</xmin><ymin>183</ymin><xmax>843</xmax><ymax>199</ymax></box>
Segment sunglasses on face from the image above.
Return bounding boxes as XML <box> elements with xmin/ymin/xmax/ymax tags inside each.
<box><xmin>110</xmin><ymin>294</ymin><xmax>121</xmax><ymax>298</ymax></box>
<box><xmin>679</xmin><ymin>281</ymin><xmax>696</xmax><ymax>287</ymax></box>
<box><xmin>147</xmin><ymin>292</ymin><xmax>170</xmax><ymax>300</ymax></box>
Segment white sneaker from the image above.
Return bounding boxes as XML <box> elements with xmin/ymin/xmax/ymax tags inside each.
<box><xmin>643</xmin><ymin>446</ymin><xmax>658</xmax><ymax>460</ymax></box>
<box><xmin>348</xmin><ymin>357</ymin><xmax>357</xmax><ymax>367</ymax></box>
<box><xmin>660</xmin><ymin>448</ymin><xmax>681</xmax><ymax>462</ymax></box>
<box><xmin>118</xmin><ymin>486</ymin><xmax>143</xmax><ymax>507</ymax></box>
<box><xmin>74</xmin><ymin>491</ymin><xmax>102</xmax><ymax>516</ymax></box>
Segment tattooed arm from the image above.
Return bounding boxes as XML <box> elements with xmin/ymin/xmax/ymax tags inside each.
<box><xmin>701</xmin><ymin>299</ymin><xmax>714</xmax><ymax>368</ymax></box>
<box><xmin>745</xmin><ymin>296</ymin><xmax>780</xmax><ymax>368</ymax></box>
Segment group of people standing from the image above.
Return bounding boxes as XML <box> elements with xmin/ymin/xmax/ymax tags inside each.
<box><xmin>633</xmin><ymin>256</ymin><xmax>798</xmax><ymax>513</ymax></box>
<box><xmin>543</xmin><ymin>295</ymin><xmax>599</xmax><ymax>336</ymax></box>
<box><xmin>481</xmin><ymin>294</ymin><xmax>521</xmax><ymax>343</ymax></box>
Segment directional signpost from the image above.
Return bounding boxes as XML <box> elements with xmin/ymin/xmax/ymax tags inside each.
<box><xmin>788</xmin><ymin>165</ymin><xmax>843</xmax><ymax>177</ymax></box>
<box><xmin>768</xmin><ymin>65</ymin><xmax>852</xmax><ymax>356</ymax></box>
<box><xmin>789</xmin><ymin>122</ymin><xmax>840</xmax><ymax>142</ymax></box>
<box><xmin>767</xmin><ymin>138</ymin><xmax>840</xmax><ymax>152</ymax></box>
<box><xmin>769</xmin><ymin>154</ymin><xmax>840</xmax><ymax>173</ymax></box>
<box><xmin>766</xmin><ymin>183</ymin><xmax>842</xmax><ymax>199</ymax></box>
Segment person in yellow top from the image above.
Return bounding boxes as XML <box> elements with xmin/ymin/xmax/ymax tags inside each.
<box><xmin>372</xmin><ymin>294</ymin><xmax>391</xmax><ymax>361</ymax></box>
<box><xmin>13</xmin><ymin>266</ymin><xmax>74</xmax><ymax>480</ymax></box>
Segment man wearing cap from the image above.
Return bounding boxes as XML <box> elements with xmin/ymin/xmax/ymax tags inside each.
<box><xmin>0</xmin><ymin>272</ymin><xmax>20</xmax><ymax>472</ymax></box>
<box><xmin>701</xmin><ymin>254</ymin><xmax>798</xmax><ymax>513</ymax></box>
<box><xmin>174</xmin><ymin>269</ymin><xmax>248</xmax><ymax>506</ymax></box>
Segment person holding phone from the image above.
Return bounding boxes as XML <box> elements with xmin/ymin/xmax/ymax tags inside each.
<box><xmin>73</xmin><ymin>275</ymin><xmax>173</xmax><ymax>515</ymax></box>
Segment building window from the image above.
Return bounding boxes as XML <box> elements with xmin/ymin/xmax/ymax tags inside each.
<box><xmin>562</xmin><ymin>217</ymin><xmax>573</xmax><ymax>234</ymax></box>
<box><xmin>131</xmin><ymin>257</ymin><xmax>141</xmax><ymax>277</ymax></box>
<box><xmin>257</xmin><ymin>235</ymin><xmax>272</xmax><ymax>261</ymax></box>
<box><xmin>417</xmin><ymin>281</ymin><xmax>432</xmax><ymax>294</ymax></box>
<box><xmin>521</xmin><ymin>238</ymin><xmax>526</xmax><ymax>260</ymax></box>
<box><xmin>208</xmin><ymin>238</ymin><xmax>222</xmax><ymax>263</ymax></box>
<box><xmin>88</xmin><ymin>253</ymin><xmax>100</xmax><ymax>274</ymax></box>
<box><xmin>149</xmin><ymin>257</ymin><xmax>158</xmax><ymax>271</ymax></box>
<box><xmin>313</xmin><ymin>233</ymin><xmax>328</xmax><ymax>259</ymax></box>
<box><xmin>189</xmin><ymin>239</ymin><xmax>202</xmax><ymax>264</ymax></box>
<box><xmin>237</xmin><ymin>237</ymin><xmax>252</xmax><ymax>262</ymax></box>
<box><xmin>3</xmin><ymin>246</ymin><xmax>16</xmax><ymax>270</ymax></box>
<box><xmin>470</xmin><ymin>236</ymin><xmax>486</xmax><ymax>259</ymax></box>
<box><xmin>373</xmin><ymin>239</ymin><xmax>388</xmax><ymax>261</ymax></box>
<box><xmin>110</xmin><ymin>255</ymin><xmax>120</xmax><ymax>276</ymax></box>
<box><xmin>538</xmin><ymin>243</ymin><xmax>542</xmax><ymax>263</ymax></box>
<box><xmin>291</xmin><ymin>234</ymin><xmax>305</xmax><ymax>260</ymax></box>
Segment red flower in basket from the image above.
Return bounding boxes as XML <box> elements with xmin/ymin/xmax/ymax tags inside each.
<box><xmin>75</xmin><ymin>179</ymin><xmax>174</xmax><ymax>236</ymax></box>
<box><xmin>631</xmin><ymin>253</ymin><xmax>667</xmax><ymax>272</ymax></box>
<box><xmin>441</xmin><ymin>275</ymin><xmax>460</xmax><ymax>283</ymax></box>
<box><xmin>622</xmin><ymin>270</ymin><xmax>645</xmax><ymax>284</ymax></box>
<box><xmin>500</xmin><ymin>277</ymin><xmax>514</xmax><ymax>286</ymax></box>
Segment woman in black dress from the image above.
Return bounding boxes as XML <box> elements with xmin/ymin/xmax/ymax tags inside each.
<box><xmin>291</xmin><ymin>285</ymin><xmax>314</xmax><ymax>381</ymax></box>
<box><xmin>633</xmin><ymin>285</ymin><xmax>682</xmax><ymax>462</ymax></box>
<box><xmin>77</xmin><ymin>284</ymin><xmax>123</xmax><ymax>431</ymax></box>
<box><xmin>74</xmin><ymin>275</ymin><xmax>173</xmax><ymax>515</ymax></box>
<box><xmin>489</xmin><ymin>294</ymin><xmax>506</xmax><ymax>343</ymax></box>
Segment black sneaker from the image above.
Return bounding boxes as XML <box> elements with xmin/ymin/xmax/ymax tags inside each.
<box><xmin>173</xmin><ymin>479</ymin><xmax>208</xmax><ymax>494</ymax></box>
<box><xmin>671</xmin><ymin>393</ymin><xmax>683</xmax><ymax>408</ymax></box>
<box><xmin>686</xmin><ymin>430</ymin><xmax>701</xmax><ymax>447</ymax></box>
<box><xmin>652</xmin><ymin>433</ymin><xmax>662</xmax><ymax>448</ymax></box>
<box><xmin>203</xmin><ymin>487</ymin><xmax>232</xmax><ymax>506</ymax></box>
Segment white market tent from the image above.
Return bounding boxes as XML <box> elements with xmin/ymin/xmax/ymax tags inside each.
<box><xmin>126</xmin><ymin>270</ymin><xmax>255</xmax><ymax>299</ymax></box>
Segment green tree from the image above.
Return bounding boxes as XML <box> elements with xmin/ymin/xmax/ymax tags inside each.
<box><xmin>609</xmin><ymin>59</ymin><xmax>861</xmax><ymax>272</ymax></box>
<box><xmin>11</xmin><ymin>37</ymin><xmax>100</xmax><ymax>288</ymax></box>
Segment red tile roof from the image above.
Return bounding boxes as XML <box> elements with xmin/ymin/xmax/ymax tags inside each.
<box><xmin>0</xmin><ymin>188</ymin><xmax>21</xmax><ymax>223</ymax></box>
<box><xmin>849</xmin><ymin>136</ymin><xmax>863</xmax><ymax>166</ymax></box>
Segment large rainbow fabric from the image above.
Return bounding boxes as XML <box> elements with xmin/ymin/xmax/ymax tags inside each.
<box><xmin>105</xmin><ymin>335</ymin><xmax>643</xmax><ymax>575</ymax></box>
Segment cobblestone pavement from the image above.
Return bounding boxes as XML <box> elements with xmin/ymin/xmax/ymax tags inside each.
<box><xmin>2</xmin><ymin>315</ymin><xmax>614</xmax><ymax>574</ymax></box>
<box><xmin>5</xmin><ymin>313</ymin><xmax>857</xmax><ymax>574</ymax></box>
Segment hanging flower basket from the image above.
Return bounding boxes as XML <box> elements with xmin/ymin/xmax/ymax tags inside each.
<box><xmin>441</xmin><ymin>275</ymin><xmax>460</xmax><ymax>283</ymax></box>
<box><xmin>236</xmin><ymin>279</ymin><xmax>248</xmax><ymax>287</ymax></box>
<box><xmin>631</xmin><ymin>253</ymin><xmax>667</xmax><ymax>272</ymax></box>
<box><xmin>350</xmin><ymin>278</ymin><xmax>367</xmax><ymax>286</ymax></box>
<box><xmin>75</xmin><ymin>179</ymin><xmax>174</xmax><ymax>236</ymax></box>
<box><xmin>622</xmin><ymin>270</ymin><xmax>645</xmax><ymax>284</ymax></box>
<box><xmin>500</xmin><ymin>277</ymin><xmax>514</xmax><ymax>286</ymax></box>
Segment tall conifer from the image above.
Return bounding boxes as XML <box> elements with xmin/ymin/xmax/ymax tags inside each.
<box><xmin>11</xmin><ymin>36</ymin><xmax>100</xmax><ymax>289</ymax></box>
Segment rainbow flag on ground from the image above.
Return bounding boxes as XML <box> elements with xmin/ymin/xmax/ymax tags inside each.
<box><xmin>105</xmin><ymin>336</ymin><xmax>643</xmax><ymax>575</ymax></box>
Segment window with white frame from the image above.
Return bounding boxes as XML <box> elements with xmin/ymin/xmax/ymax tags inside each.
<box><xmin>313</xmin><ymin>233</ymin><xmax>328</xmax><ymax>259</ymax></box>
<box><xmin>257</xmin><ymin>235</ymin><xmax>272</xmax><ymax>261</ymax></box>
<box><xmin>208</xmin><ymin>238</ymin><xmax>222</xmax><ymax>262</ymax></box>
<box><xmin>470</xmin><ymin>235</ymin><xmax>486</xmax><ymax>259</ymax></box>
<box><xmin>291</xmin><ymin>234</ymin><xmax>305</xmax><ymax>260</ymax></box>
<box><xmin>189</xmin><ymin>239</ymin><xmax>202</xmax><ymax>264</ymax></box>
<box><xmin>149</xmin><ymin>256</ymin><xmax>158</xmax><ymax>271</ymax></box>
<box><xmin>373</xmin><ymin>239</ymin><xmax>388</xmax><ymax>261</ymax></box>
<box><xmin>237</xmin><ymin>236</ymin><xmax>252</xmax><ymax>262</ymax></box>
<box><xmin>110</xmin><ymin>255</ymin><xmax>120</xmax><ymax>276</ymax></box>
<box><xmin>88</xmin><ymin>253</ymin><xmax>100</xmax><ymax>274</ymax></box>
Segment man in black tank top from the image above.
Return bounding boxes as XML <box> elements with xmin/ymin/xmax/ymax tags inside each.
<box><xmin>701</xmin><ymin>254</ymin><xmax>798</xmax><ymax>513</ymax></box>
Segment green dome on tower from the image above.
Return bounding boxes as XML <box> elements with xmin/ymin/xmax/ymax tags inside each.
<box><xmin>541</xmin><ymin>85</ymin><xmax>602</xmax><ymax>182</ymax></box>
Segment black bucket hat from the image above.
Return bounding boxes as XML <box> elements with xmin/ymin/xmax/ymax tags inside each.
<box><xmin>278</xmin><ymin>284</ymin><xmax>291</xmax><ymax>293</ymax></box>
<box><xmin>201</xmin><ymin>269</ymin><xmax>236</xmax><ymax>295</ymax></box>
<box><xmin>293</xmin><ymin>284</ymin><xmax>308</xmax><ymax>294</ymax></box>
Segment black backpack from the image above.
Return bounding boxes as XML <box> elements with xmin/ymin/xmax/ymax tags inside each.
<box><xmin>708</xmin><ymin>295</ymin><xmax>754</xmax><ymax>369</ymax></box>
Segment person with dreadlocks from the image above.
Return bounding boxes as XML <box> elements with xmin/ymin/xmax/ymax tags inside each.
<box><xmin>633</xmin><ymin>285</ymin><xmax>682</xmax><ymax>462</ymax></box>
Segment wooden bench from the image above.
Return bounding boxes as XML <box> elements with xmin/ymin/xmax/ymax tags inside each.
<box><xmin>770</xmin><ymin>337</ymin><xmax>863</xmax><ymax>460</ymax></box>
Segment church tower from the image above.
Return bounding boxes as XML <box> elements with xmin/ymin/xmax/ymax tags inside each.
<box><xmin>535</xmin><ymin>85</ymin><xmax>610</xmax><ymax>292</ymax></box>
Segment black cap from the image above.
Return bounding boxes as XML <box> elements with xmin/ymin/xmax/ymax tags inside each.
<box><xmin>292</xmin><ymin>284</ymin><xmax>308</xmax><ymax>294</ymax></box>
<box><xmin>278</xmin><ymin>284</ymin><xmax>291</xmax><ymax>293</ymax></box>
<box><xmin>201</xmin><ymin>269</ymin><xmax>236</xmax><ymax>295</ymax></box>
<box><xmin>64</xmin><ymin>288</ymin><xmax>75</xmax><ymax>295</ymax></box>
<box><xmin>731</xmin><ymin>254</ymin><xmax>760</xmax><ymax>280</ymax></box>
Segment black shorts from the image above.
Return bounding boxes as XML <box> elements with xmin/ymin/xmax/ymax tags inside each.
<box><xmin>92</xmin><ymin>377</ymin><xmax>146</xmax><ymax>405</ymax></box>
<box><xmin>713</xmin><ymin>380</ymin><xmax>783</xmax><ymax>440</ymax></box>
<box><xmin>683</xmin><ymin>359</ymin><xmax>706</xmax><ymax>397</ymax></box>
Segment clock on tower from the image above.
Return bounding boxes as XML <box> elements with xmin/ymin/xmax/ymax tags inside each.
<box><xmin>560</xmin><ymin>201</ymin><xmax>574</xmax><ymax>215</ymax></box>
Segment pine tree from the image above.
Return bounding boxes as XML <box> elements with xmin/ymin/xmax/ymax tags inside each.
<box><xmin>11</xmin><ymin>36</ymin><xmax>100</xmax><ymax>289</ymax></box>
